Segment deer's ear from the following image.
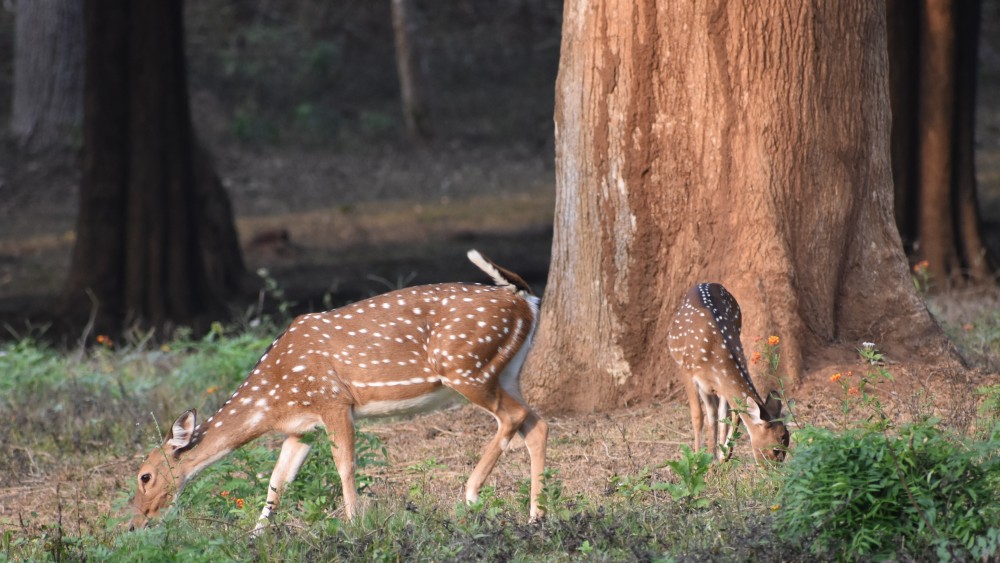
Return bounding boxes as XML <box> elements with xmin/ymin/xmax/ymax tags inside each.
<box><xmin>165</xmin><ymin>409</ymin><xmax>197</xmax><ymax>451</ymax></box>
<box><xmin>746</xmin><ymin>399</ymin><xmax>767</xmax><ymax>425</ymax></box>
<box><xmin>763</xmin><ymin>391</ymin><xmax>783</xmax><ymax>419</ymax></box>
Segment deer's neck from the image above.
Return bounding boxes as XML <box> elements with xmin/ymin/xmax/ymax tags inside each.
<box><xmin>178</xmin><ymin>421</ymin><xmax>261</xmax><ymax>483</ymax></box>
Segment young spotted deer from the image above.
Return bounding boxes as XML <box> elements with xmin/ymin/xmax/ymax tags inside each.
<box><xmin>667</xmin><ymin>283</ymin><xmax>789</xmax><ymax>464</ymax></box>
<box><xmin>130</xmin><ymin>250</ymin><xmax>548</xmax><ymax>534</ymax></box>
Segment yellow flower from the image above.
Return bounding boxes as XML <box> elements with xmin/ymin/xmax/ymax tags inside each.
<box><xmin>161</xmin><ymin>344</ymin><xmax>171</xmax><ymax>352</ymax></box>
<box><xmin>770</xmin><ymin>504</ymin><xmax>781</xmax><ymax>512</ymax></box>
<box><xmin>829</xmin><ymin>373</ymin><xmax>842</xmax><ymax>383</ymax></box>
<box><xmin>767</xmin><ymin>335</ymin><xmax>780</xmax><ymax>347</ymax></box>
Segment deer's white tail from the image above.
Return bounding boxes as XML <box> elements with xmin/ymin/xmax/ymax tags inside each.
<box><xmin>467</xmin><ymin>249</ymin><xmax>534</xmax><ymax>297</ymax></box>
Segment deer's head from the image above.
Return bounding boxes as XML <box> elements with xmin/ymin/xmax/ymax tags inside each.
<box><xmin>746</xmin><ymin>392</ymin><xmax>789</xmax><ymax>463</ymax></box>
<box><xmin>129</xmin><ymin>410</ymin><xmax>197</xmax><ymax>530</ymax></box>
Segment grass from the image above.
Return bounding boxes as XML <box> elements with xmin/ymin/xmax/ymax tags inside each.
<box><xmin>1</xmin><ymin>304</ymin><xmax>999</xmax><ymax>561</ymax></box>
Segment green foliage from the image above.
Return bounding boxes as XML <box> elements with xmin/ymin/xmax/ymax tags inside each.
<box><xmin>518</xmin><ymin>467</ymin><xmax>570</xmax><ymax>519</ymax></box>
<box><xmin>912</xmin><ymin>260</ymin><xmax>932</xmax><ymax>295</ymax></box>
<box><xmin>655</xmin><ymin>445</ymin><xmax>713</xmax><ymax>508</ymax></box>
<box><xmin>777</xmin><ymin>422</ymin><xmax>1000</xmax><ymax>560</ymax></box>
<box><xmin>608</xmin><ymin>466</ymin><xmax>654</xmax><ymax>500</ymax></box>
<box><xmin>977</xmin><ymin>384</ymin><xmax>1000</xmax><ymax>437</ymax></box>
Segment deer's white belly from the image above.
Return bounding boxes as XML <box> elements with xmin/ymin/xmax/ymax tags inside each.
<box><xmin>353</xmin><ymin>386</ymin><xmax>462</xmax><ymax>419</ymax></box>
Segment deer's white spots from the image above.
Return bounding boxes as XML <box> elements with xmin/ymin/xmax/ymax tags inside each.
<box><xmin>255</xmin><ymin>398</ymin><xmax>268</xmax><ymax>408</ymax></box>
<box><xmin>245</xmin><ymin>411</ymin><xmax>264</xmax><ymax>428</ymax></box>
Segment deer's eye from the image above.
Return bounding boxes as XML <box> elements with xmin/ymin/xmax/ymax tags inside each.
<box><xmin>140</xmin><ymin>473</ymin><xmax>152</xmax><ymax>484</ymax></box>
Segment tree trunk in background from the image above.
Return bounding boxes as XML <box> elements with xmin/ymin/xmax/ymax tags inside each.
<box><xmin>524</xmin><ymin>0</ymin><xmax>947</xmax><ymax>413</ymax></box>
<box><xmin>391</xmin><ymin>0</ymin><xmax>430</xmax><ymax>140</ymax></box>
<box><xmin>63</xmin><ymin>1</ymin><xmax>245</xmax><ymax>333</ymax></box>
<box><xmin>887</xmin><ymin>0</ymin><xmax>992</xmax><ymax>288</ymax></box>
<box><xmin>11</xmin><ymin>0</ymin><xmax>84</xmax><ymax>152</ymax></box>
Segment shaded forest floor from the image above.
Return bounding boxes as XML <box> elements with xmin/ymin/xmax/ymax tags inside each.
<box><xmin>0</xmin><ymin>140</ymin><xmax>556</xmax><ymax>324</ymax></box>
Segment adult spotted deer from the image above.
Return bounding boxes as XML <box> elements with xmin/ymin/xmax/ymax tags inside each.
<box><xmin>129</xmin><ymin>250</ymin><xmax>547</xmax><ymax>534</ymax></box>
<box><xmin>667</xmin><ymin>283</ymin><xmax>788</xmax><ymax>463</ymax></box>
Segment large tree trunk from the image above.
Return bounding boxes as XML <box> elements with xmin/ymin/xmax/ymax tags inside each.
<box><xmin>11</xmin><ymin>0</ymin><xmax>84</xmax><ymax>153</ymax></box>
<box><xmin>888</xmin><ymin>0</ymin><xmax>992</xmax><ymax>288</ymax></box>
<box><xmin>524</xmin><ymin>1</ymin><xmax>947</xmax><ymax>413</ymax></box>
<box><xmin>63</xmin><ymin>1</ymin><xmax>245</xmax><ymax>333</ymax></box>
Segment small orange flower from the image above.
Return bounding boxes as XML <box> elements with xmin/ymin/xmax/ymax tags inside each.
<box><xmin>962</xmin><ymin>323</ymin><xmax>974</xmax><ymax>332</ymax></box>
<box><xmin>913</xmin><ymin>260</ymin><xmax>929</xmax><ymax>273</ymax></box>
<box><xmin>829</xmin><ymin>373</ymin><xmax>842</xmax><ymax>383</ymax></box>
<box><xmin>220</xmin><ymin>491</ymin><xmax>230</xmax><ymax>498</ymax></box>
<box><xmin>205</xmin><ymin>386</ymin><xmax>219</xmax><ymax>395</ymax></box>
<box><xmin>96</xmin><ymin>335</ymin><xmax>113</xmax><ymax>347</ymax></box>
<box><xmin>750</xmin><ymin>351</ymin><xmax>762</xmax><ymax>365</ymax></box>
<box><xmin>235</xmin><ymin>498</ymin><xmax>246</xmax><ymax>509</ymax></box>
<box><xmin>848</xmin><ymin>386</ymin><xmax>860</xmax><ymax>396</ymax></box>
<box><xmin>767</xmin><ymin>335</ymin><xmax>780</xmax><ymax>347</ymax></box>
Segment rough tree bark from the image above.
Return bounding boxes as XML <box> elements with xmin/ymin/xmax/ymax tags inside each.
<box><xmin>524</xmin><ymin>1</ymin><xmax>947</xmax><ymax>413</ymax></box>
<box><xmin>887</xmin><ymin>0</ymin><xmax>991</xmax><ymax>288</ymax></box>
<box><xmin>63</xmin><ymin>1</ymin><xmax>245</xmax><ymax>333</ymax></box>
<box><xmin>11</xmin><ymin>0</ymin><xmax>84</xmax><ymax>152</ymax></box>
<box><xmin>391</xmin><ymin>0</ymin><xmax>430</xmax><ymax>140</ymax></box>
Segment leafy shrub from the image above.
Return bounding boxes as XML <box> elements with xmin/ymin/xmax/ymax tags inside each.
<box><xmin>778</xmin><ymin>422</ymin><xmax>1000</xmax><ymax>561</ymax></box>
<box><xmin>657</xmin><ymin>445</ymin><xmax>713</xmax><ymax>508</ymax></box>
<box><xmin>976</xmin><ymin>384</ymin><xmax>1000</xmax><ymax>438</ymax></box>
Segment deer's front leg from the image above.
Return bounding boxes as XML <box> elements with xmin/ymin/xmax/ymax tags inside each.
<box><xmin>519</xmin><ymin>411</ymin><xmax>548</xmax><ymax>521</ymax></box>
<box><xmin>685</xmin><ymin>378</ymin><xmax>705</xmax><ymax>453</ymax></box>
<box><xmin>325</xmin><ymin>408</ymin><xmax>358</xmax><ymax>520</ymax></box>
<box><xmin>698</xmin><ymin>387</ymin><xmax>722</xmax><ymax>461</ymax></box>
<box><xmin>253</xmin><ymin>435</ymin><xmax>311</xmax><ymax>536</ymax></box>
<box><xmin>720</xmin><ymin>402</ymin><xmax>739</xmax><ymax>462</ymax></box>
<box><xmin>462</xmin><ymin>388</ymin><xmax>527</xmax><ymax>506</ymax></box>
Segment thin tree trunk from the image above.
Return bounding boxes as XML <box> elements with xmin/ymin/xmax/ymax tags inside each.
<box><xmin>525</xmin><ymin>0</ymin><xmax>947</xmax><ymax>413</ymax></box>
<box><xmin>391</xmin><ymin>0</ymin><xmax>430</xmax><ymax>140</ymax></box>
<box><xmin>918</xmin><ymin>0</ymin><xmax>959</xmax><ymax>283</ymax></box>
